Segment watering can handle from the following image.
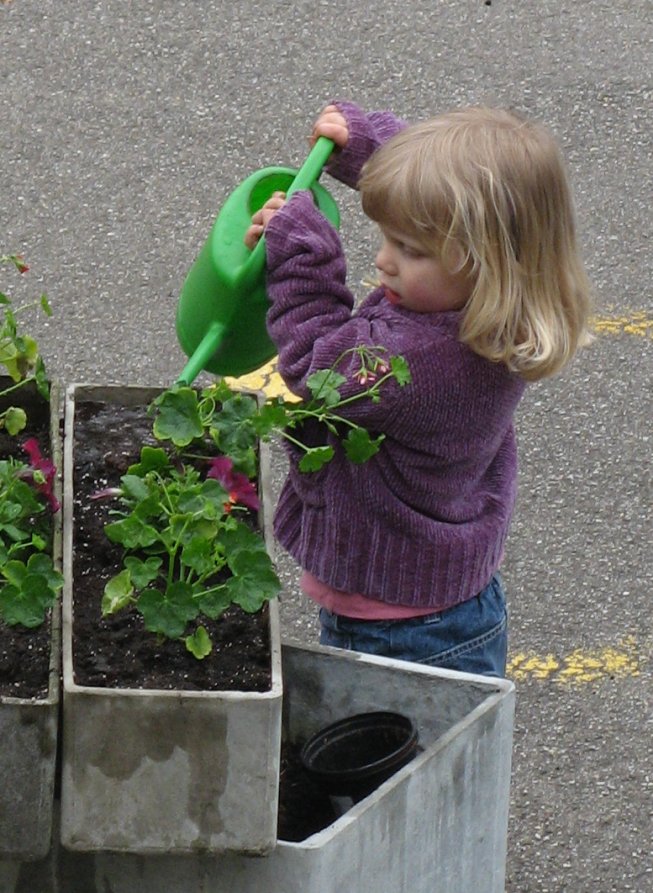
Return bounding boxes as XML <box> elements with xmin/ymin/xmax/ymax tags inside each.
<box><xmin>244</xmin><ymin>136</ymin><xmax>335</xmax><ymax>279</ymax></box>
<box><xmin>284</xmin><ymin>135</ymin><xmax>335</xmax><ymax>197</ymax></box>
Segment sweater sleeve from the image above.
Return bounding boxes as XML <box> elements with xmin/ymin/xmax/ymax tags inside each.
<box><xmin>322</xmin><ymin>101</ymin><xmax>408</xmax><ymax>190</ymax></box>
<box><xmin>264</xmin><ymin>191</ymin><xmax>404</xmax><ymax>426</ymax></box>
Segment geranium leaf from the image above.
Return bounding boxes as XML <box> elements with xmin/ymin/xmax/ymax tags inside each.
<box><xmin>185</xmin><ymin>625</ymin><xmax>212</xmax><ymax>659</ymax></box>
<box><xmin>181</xmin><ymin>538</ymin><xmax>215</xmax><ymax>575</ymax></box>
<box><xmin>4</xmin><ymin>406</ymin><xmax>26</xmax><ymax>435</ymax></box>
<box><xmin>252</xmin><ymin>399</ymin><xmax>289</xmax><ymax>436</ymax></box>
<box><xmin>223</xmin><ymin>565</ymin><xmax>281</xmax><ymax>613</ymax></box>
<box><xmin>127</xmin><ymin>446</ymin><xmax>170</xmax><ymax>477</ymax></box>
<box><xmin>306</xmin><ymin>369</ymin><xmax>346</xmax><ymax>406</ymax></box>
<box><xmin>151</xmin><ymin>386</ymin><xmax>203</xmax><ymax>447</ymax></box>
<box><xmin>390</xmin><ymin>355</ymin><xmax>412</xmax><ymax>386</ymax></box>
<box><xmin>1</xmin><ymin>559</ymin><xmax>28</xmax><ymax>587</ymax></box>
<box><xmin>197</xmin><ymin>585</ymin><xmax>232</xmax><ymax>620</ymax></box>
<box><xmin>119</xmin><ymin>474</ymin><xmax>150</xmax><ymax>502</ymax></box>
<box><xmin>0</xmin><ymin>579</ymin><xmax>52</xmax><ymax>627</ymax></box>
<box><xmin>124</xmin><ymin>556</ymin><xmax>161</xmax><ymax>589</ymax></box>
<box><xmin>342</xmin><ymin>428</ymin><xmax>384</xmax><ymax>464</ymax></box>
<box><xmin>138</xmin><ymin>582</ymin><xmax>198</xmax><ymax>638</ymax></box>
<box><xmin>220</xmin><ymin>522</ymin><xmax>267</xmax><ymax>558</ymax></box>
<box><xmin>102</xmin><ymin>569</ymin><xmax>134</xmax><ymax>615</ymax></box>
<box><xmin>209</xmin><ymin>394</ymin><xmax>259</xmax><ymax>468</ymax></box>
<box><xmin>298</xmin><ymin>445</ymin><xmax>334</xmax><ymax>472</ymax></box>
<box><xmin>26</xmin><ymin>553</ymin><xmax>63</xmax><ymax>591</ymax></box>
<box><xmin>105</xmin><ymin>515</ymin><xmax>159</xmax><ymax>549</ymax></box>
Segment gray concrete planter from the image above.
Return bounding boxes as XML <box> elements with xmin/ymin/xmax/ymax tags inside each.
<box><xmin>1</xmin><ymin>642</ymin><xmax>514</xmax><ymax>892</ymax></box>
<box><xmin>0</xmin><ymin>380</ymin><xmax>62</xmax><ymax>861</ymax></box>
<box><xmin>59</xmin><ymin>383</ymin><xmax>283</xmax><ymax>857</ymax></box>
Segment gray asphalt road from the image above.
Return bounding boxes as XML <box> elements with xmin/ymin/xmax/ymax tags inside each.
<box><xmin>2</xmin><ymin>2</ymin><xmax>651</xmax><ymax>891</ymax></box>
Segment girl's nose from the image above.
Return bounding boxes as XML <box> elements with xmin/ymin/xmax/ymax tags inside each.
<box><xmin>375</xmin><ymin>240</ymin><xmax>397</xmax><ymax>275</ymax></box>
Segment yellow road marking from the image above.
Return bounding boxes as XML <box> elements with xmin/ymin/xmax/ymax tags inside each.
<box><xmin>508</xmin><ymin>636</ymin><xmax>642</xmax><ymax>685</ymax></box>
<box><xmin>591</xmin><ymin>311</ymin><xmax>653</xmax><ymax>339</ymax></box>
<box><xmin>224</xmin><ymin>359</ymin><xmax>299</xmax><ymax>402</ymax></box>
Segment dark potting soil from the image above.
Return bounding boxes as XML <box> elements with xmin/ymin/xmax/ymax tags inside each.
<box><xmin>278</xmin><ymin>739</ymin><xmax>339</xmax><ymax>841</ymax></box>
<box><xmin>71</xmin><ymin>399</ymin><xmax>271</xmax><ymax>693</ymax></box>
<box><xmin>0</xmin><ymin>417</ymin><xmax>53</xmax><ymax>700</ymax></box>
<box><xmin>0</xmin><ymin>617</ymin><xmax>52</xmax><ymax>699</ymax></box>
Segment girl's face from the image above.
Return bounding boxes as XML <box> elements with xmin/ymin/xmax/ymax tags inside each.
<box><xmin>375</xmin><ymin>226</ymin><xmax>473</xmax><ymax>313</ymax></box>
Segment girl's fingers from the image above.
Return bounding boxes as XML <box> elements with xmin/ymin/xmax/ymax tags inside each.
<box><xmin>244</xmin><ymin>193</ymin><xmax>287</xmax><ymax>248</ymax></box>
<box><xmin>311</xmin><ymin>106</ymin><xmax>348</xmax><ymax>147</ymax></box>
<box><xmin>244</xmin><ymin>223</ymin><xmax>264</xmax><ymax>250</ymax></box>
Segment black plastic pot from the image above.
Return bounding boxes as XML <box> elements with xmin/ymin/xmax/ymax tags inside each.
<box><xmin>300</xmin><ymin>711</ymin><xmax>419</xmax><ymax>801</ymax></box>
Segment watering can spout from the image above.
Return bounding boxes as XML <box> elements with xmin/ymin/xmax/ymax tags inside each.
<box><xmin>175</xmin><ymin>137</ymin><xmax>339</xmax><ymax>383</ymax></box>
<box><xmin>177</xmin><ymin>320</ymin><xmax>229</xmax><ymax>385</ymax></box>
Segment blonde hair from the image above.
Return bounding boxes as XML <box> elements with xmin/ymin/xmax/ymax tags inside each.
<box><xmin>359</xmin><ymin>107</ymin><xmax>593</xmax><ymax>380</ymax></box>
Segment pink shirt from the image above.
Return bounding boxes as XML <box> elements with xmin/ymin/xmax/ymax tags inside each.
<box><xmin>301</xmin><ymin>571</ymin><xmax>437</xmax><ymax>620</ymax></box>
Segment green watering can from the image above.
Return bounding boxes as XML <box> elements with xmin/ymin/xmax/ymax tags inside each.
<box><xmin>176</xmin><ymin>136</ymin><xmax>339</xmax><ymax>383</ymax></box>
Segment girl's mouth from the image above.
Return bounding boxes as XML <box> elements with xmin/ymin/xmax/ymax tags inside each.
<box><xmin>384</xmin><ymin>286</ymin><xmax>401</xmax><ymax>306</ymax></box>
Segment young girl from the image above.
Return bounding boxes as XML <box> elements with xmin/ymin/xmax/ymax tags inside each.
<box><xmin>245</xmin><ymin>100</ymin><xmax>592</xmax><ymax>677</ymax></box>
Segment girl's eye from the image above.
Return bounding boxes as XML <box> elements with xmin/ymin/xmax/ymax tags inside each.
<box><xmin>399</xmin><ymin>242</ymin><xmax>424</xmax><ymax>258</ymax></box>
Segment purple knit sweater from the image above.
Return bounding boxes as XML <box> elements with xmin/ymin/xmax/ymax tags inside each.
<box><xmin>263</xmin><ymin>103</ymin><xmax>527</xmax><ymax>611</ymax></box>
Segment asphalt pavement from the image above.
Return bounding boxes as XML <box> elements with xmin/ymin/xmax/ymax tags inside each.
<box><xmin>1</xmin><ymin>2</ymin><xmax>651</xmax><ymax>891</ymax></box>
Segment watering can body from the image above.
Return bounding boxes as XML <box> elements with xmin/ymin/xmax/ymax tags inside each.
<box><xmin>176</xmin><ymin>140</ymin><xmax>339</xmax><ymax>382</ymax></box>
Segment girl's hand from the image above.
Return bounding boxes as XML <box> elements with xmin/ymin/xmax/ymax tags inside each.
<box><xmin>244</xmin><ymin>192</ymin><xmax>287</xmax><ymax>249</ymax></box>
<box><xmin>310</xmin><ymin>104</ymin><xmax>348</xmax><ymax>149</ymax></box>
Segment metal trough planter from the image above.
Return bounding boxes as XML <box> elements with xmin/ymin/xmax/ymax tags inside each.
<box><xmin>0</xmin><ymin>379</ymin><xmax>62</xmax><ymax>861</ymax></box>
<box><xmin>59</xmin><ymin>383</ymin><xmax>283</xmax><ymax>857</ymax></box>
<box><xmin>59</xmin><ymin>642</ymin><xmax>514</xmax><ymax>893</ymax></box>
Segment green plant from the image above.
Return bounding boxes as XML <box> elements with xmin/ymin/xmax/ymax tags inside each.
<box><xmin>0</xmin><ymin>440</ymin><xmax>63</xmax><ymax>627</ymax></box>
<box><xmin>97</xmin><ymin>449</ymin><xmax>279</xmax><ymax>659</ymax></box>
<box><xmin>153</xmin><ymin>346</ymin><xmax>411</xmax><ymax>473</ymax></box>
<box><xmin>0</xmin><ymin>253</ymin><xmax>51</xmax><ymax>433</ymax></box>
<box><xmin>0</xmin><ymin>254</ymin><xmax>61</xmax><ymax>629</ymax></box>
<box><xmin>99</xmin><ymin>345</ymin><xmax>411</xmax><ymax>658</ymax></box>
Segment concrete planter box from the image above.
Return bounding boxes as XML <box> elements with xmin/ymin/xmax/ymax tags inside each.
<box><xmin>19</xmin><ymin>642</ymin><xmax>513</xmax><ymax>893</ymax></box>
<box><xmin>59</xmin><ymin>383</ymin><xmax>283</xmax><ymax>856</ymax></box>
<box><xmin>0</xmin><ymin>379</ymin><xmax>62</xmax><ymax>861</ymax></box>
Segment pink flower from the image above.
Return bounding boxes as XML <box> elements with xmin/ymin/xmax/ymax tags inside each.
<box><xmin>356</xmin><ymin>370</ymin><xmax>377</xmax><ymax>386</ymax></box>
<box><xmin>206</xmin><ymin>456</ymin><xmax>260</xmax><ymax>512</ymax></box>
<box><xmin>22</xmin><ymin>438</ymin><xmax>60</xmax><ymax>512</ymax></box>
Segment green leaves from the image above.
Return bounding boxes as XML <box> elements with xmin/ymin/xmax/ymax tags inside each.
<box><xmin>151</xmin><ymin>386</ymin><xmax>203</xmax><ymax>446</ymax></box>
<box><xmin>101</xmin><ymin>569</ymin><xmax>134</xmax><ymax>615</ymax></box>
<box><xmin>138</xmin><ymin>582</ymin><xmax>200</xmax><ymax>639</ymax></box>
<box><xmin>298</xmin><ymin>446</ymin><xmax>334</xmax><ymax>472</ymax></box>
<box><xmin>0</xmin><ymin>553</ymin><xmax>63</xmax><ymax>628</ymax></box>
<box><xmin>3</xmin><ymin>406</ymin><xmax>27</xmax><ymax>436</ymax></box>
<box><xmin>99</xmin><ymin>435</ymin><xmax>279</xmax><ymax>658</ymax></box>
<box><xmin>185</xmin><ymin>625</ymin><xmax>212</xmax><ymax>659</ymax></box>
<box><xmin>343</xmin><ymin>428</ymin><xmax>385</xmax><ymax>464</ymax></box>
<box><xmin>390</xmin><ymin>355</ymin><xmax>411</xmax><ymax>386</ymax></box>
<box><xmin>0</xmin><ymin>255</ymin><xmax>52</xmax><ymax>432</ymax></box>
<box><xmin>0</xmin><ymin>255</ymin><xmax>61</xmax><ymax>629</ymax></box>
<box><xmin>0</xmin><ymin>451</ymin><xmax>62</xmax><ymax>628</ymax></box>
<box><xmin>105</xmin><ymin>514</ymin><xmax>159</xmax><ymax>550</ymax></box>
<box><xmin>306</xmin><ymin>369</ymin><xmax>347</xmax><ymax>406</ymax></box>
<box><xmin>98</xmin><ymin>346</ymin><xmax>410</xmax><ymax>659</ymax></box>
<box><xmin>223</xmin><ymin>550</ymin><xmax>280</xmax><ymax>613</ymax></box>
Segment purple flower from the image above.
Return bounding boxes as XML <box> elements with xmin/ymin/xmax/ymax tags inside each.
<box><xmin>206</xmin><ymin>456</ymin><xmax>260</xmax><ymax>512</ymax></box>
<box><xmin>90</xmin><ymin>487</ymin><xmax>122</xmax><ymax>501</ymax></box>
<box><xmin>22</xmin><ymin>438</ymin><xmax>60</xmax><ymax>512</ymax></box>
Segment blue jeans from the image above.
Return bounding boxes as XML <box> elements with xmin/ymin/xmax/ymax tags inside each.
<box><xmin>319</xmin><ymin>573</ymin><xmax>508</xmax><ymax>677</ymax></box>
